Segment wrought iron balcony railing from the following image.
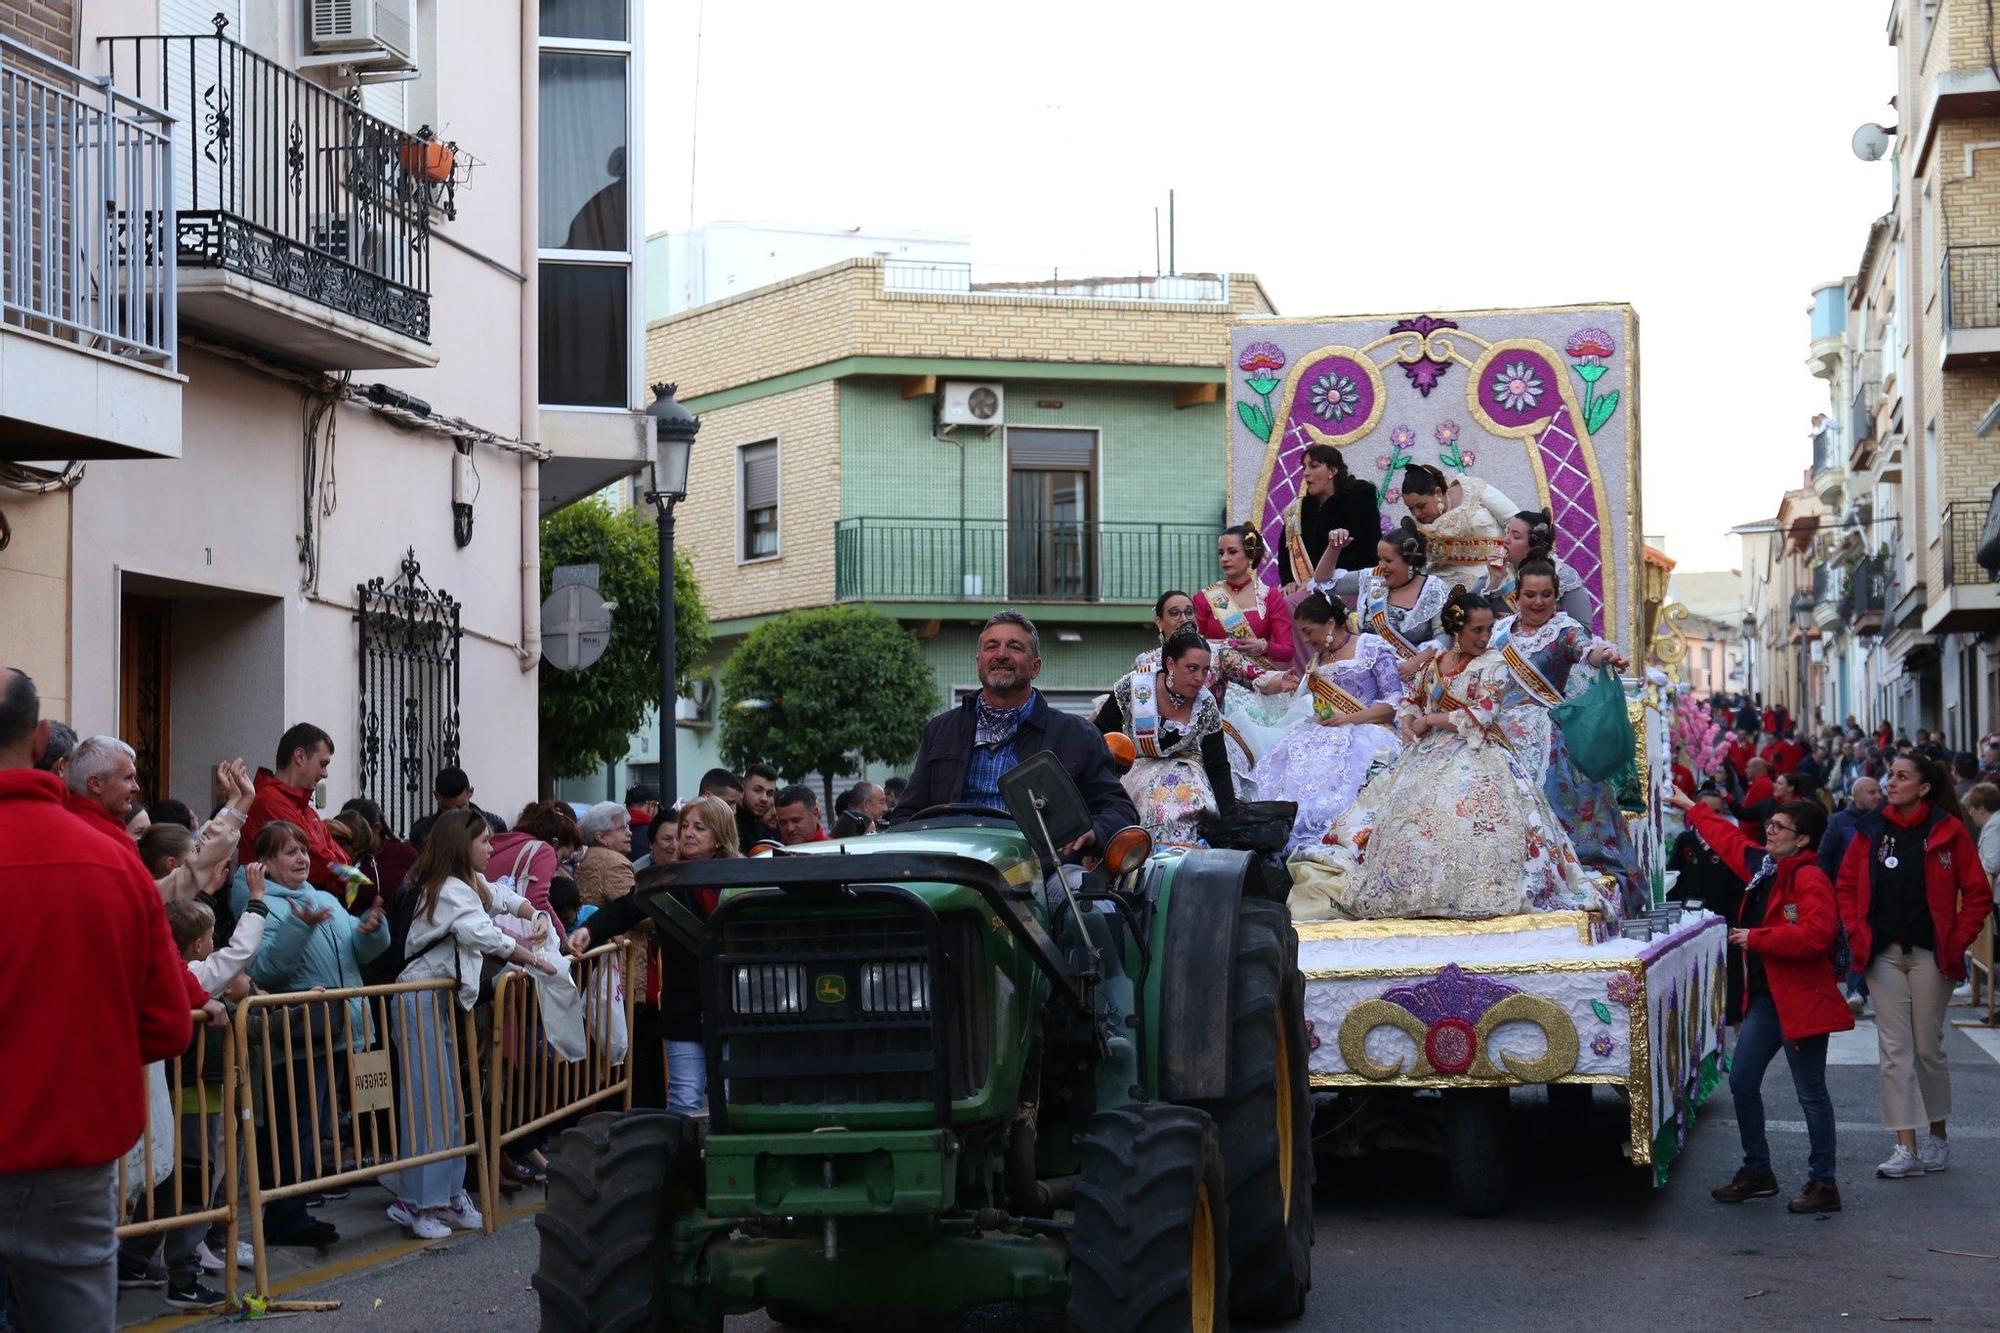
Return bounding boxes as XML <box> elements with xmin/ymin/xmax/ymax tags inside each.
<box><xmin>1</xmin><ymin>37</ymin><xmax>176</xmax><ymax>367</ymax></box>
<box><xmin>1942</xmin><ymin>245</ymin><xmax>2000</xmax><ymax>334</ymax></box>
<box><xmin>834</xmin><ymin>517</ymin><xmax>1218</xmax><ymax>604</ymax></box>
<box><xmin>103</xmin><ymin>20</ymin><xmax>431</xmax><ymax>342</ymax></box>
<box><xmin>1849</xmin><ymin>380</ymin><xmax>1876</xmax><ymax>455</ymax></box>
<box><xmin>1941</xmin><ymin>497</ymin><xmax>2000</xmax><ymax>590</ymax></box>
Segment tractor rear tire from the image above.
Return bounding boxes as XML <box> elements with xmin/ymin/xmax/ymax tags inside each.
<box><xmin>533</xmin><ymin>1110</ymin><xmax>714</xmax><ymax>1333</ymax></box>
<box><xmin>1194</xmin><ymin>896</ymin><xmax>1313</xmax><ymax>1323</ymax></box>
<box><xmin>1443</xmin><ymin>1088</ymin><xmax>1514</xmax><ymax>1219</ymax></box>
<box><xmin>1068</xmin><ymin>1105</ymin><xmax>1231</xmax><ymax>1333</ymax></box>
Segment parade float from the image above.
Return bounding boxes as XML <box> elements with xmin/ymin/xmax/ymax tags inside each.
<box><xmin>1229</xmin><ymin>305</ymin><xmax>1722</xmax><ymax>1213</ymax></box>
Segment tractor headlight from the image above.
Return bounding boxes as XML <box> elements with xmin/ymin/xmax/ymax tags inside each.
<box><xmin>860</xmin><ymin>962</ymin><xmax>930</xmax><ymax>1013</ymax></box>
<box><xmin>732</xmin><ymin>964</ymin><xmax>807</xmax><ymax>1015</ymax></box>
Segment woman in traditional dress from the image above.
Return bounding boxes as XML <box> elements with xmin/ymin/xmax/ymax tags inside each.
<box><xmin>1481</xmin><ymin>507</ymin><xmax>1594</xmax><ymax>624</ymax></box>
<box><xmin>1356</xmin><ymin>518</ymin><xmax>1452</xmax><ymax>682</ymax></box>
<box><xmin>1401</xmin><ymin>463</ymin><xmax>1520</xmax><ymax>593</ymax></box>
<box><xmin>1110</xmin><ymin>627</ymin><xmax>1224</xmax><ymax>844</ymax></box>
<box><xmin>1318</xmin><ymin>589</ymin><xmax>1609</xmax><ymax>921</ymax></box>
<box><xmin>1193</xmin><ymin>524</ymin><xmax>1295</xmax><ymax>680</ymax></box>
<box><xmin>1279</xmin><ymin>444</ymin><xmax>1380</xmax><ymax>602</ymax></box>
<box><xmin>1489</xmin><ymin>558</ymin><xmax>1643</xmax><ymax>915</ymax></box>
<box><xmin>1255</xmin><ymin>592</ymin><xmax>1405</xmax><ymax>855</ymax></box>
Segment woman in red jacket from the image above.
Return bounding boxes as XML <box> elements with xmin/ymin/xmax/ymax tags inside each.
<box><xmin>1671</xmin><ymin>788</ymin><xmax>1851</xmax><ymax>1213</ymax></box>
<box><xmin>1835</xmin><ymin>754</ymin><xmax>1993</xmax><ymax>1179</ymax></box>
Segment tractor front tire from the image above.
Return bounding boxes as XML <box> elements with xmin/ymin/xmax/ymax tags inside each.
<box><xmin>533</xmin><ymin>1110</ymin><xmax>714</xmax><ymax>1333</ymax></box>
<box><xmin>1195</xmin><ymin>896</ymin><xmax>1313</xmax><ymax>1323</ymax></box>
<box><xmin>1068</xmin><ymin>1105</ymin><xmax>1231</xmax><ymax>1333</ymax></box>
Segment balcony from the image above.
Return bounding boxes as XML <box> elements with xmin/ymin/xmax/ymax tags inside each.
<box><xmin>1808</xmin><ymin>282</ymin><xmax>1845</xmax><ymax>379</ymax></box>
<box><xmin>834</xmin><ymin>517</ymin><xmax>1215</xmax><ymax>608</ymax></box>
<box><xmin>1</xmin><ymin>38</ymin><xmax>181</xmax><ymax>460</ymax></box>
<box><xmin>1923</xmin><ymin>495</ymin><xmax>2000</xmax><ymax>635</ymax></box>
<box><xmin>103</xmin><ymin>26</ymin><xmax>436</xmax><ymax>369</ymax></box>
<box><xmin>1839</xmin><ymin>556</ymin><xmax>1886</xmax><ymax>636</ymax></box>
<box><xmin>1811</xmin><ymin>561</ymin><xmax>1844</xmax><ymax>633</ymax></box>
<box><xmin>1939</xmin><ymin>246</ymin><xmax>2000</xmax><ymax>369</ymax></box>
<box><xmin>1811</xmin><ymin>421</ymin><xmax>1845</xmax><ymax>506</ymax></box>
<box><xmin>1848</xmin><ymin>380</ymin><xmax>1877</xmax><ymax>471</ymax></box>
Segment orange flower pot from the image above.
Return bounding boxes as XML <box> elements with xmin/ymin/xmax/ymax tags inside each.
<box><xmin>401</xmin><ymin>139</ymin><xmax>455</xmax><ymax>184</ymax></box>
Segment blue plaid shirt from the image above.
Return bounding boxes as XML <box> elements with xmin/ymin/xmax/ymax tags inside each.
<box><xmin>962</xmin><ymin>694</ymin><xmax>1035</xmax><ymax>807</ymax></box>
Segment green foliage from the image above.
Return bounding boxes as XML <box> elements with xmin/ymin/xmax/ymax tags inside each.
<box><xmin>538</xmin><ymin>496</ymin><xmax>711</xmax><ymax>782</ymax></box>
<box><xmin>719</xmin><ymin>606</ymin><xmax>938</xmax><ymax>790</ymax></box>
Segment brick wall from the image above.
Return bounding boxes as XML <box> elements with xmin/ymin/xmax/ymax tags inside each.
<box><xmin>1</xmin><ymin>0</ymin><xmax>77</xmax><ymax>60</ymax></box>
<box><xmin>1923</xmin><ymin>114</ymin><xmax>2000</xmax><ymax>590</ymax></box>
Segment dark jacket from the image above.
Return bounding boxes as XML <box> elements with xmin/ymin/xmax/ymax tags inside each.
<box><xmin>1818</xmin><ymin>804</ymin><xmax>1868</xmax><ymax>883</ymax></box>
<box><xmin>893</xmin><ymin>691</ymin><xmax>1139</xmax><ymax>850</ymax></box>
<box><xmin>1835</xmin><ymin>803</ymin><xmax>1992</xmax><ymax>981</ymax></box>
<box><xmin>1687</xmin><ymin>806</ymin><xmax>1854</xmax><ymax>1041</ymax></box>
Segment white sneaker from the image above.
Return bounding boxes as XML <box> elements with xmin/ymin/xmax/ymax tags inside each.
<box><xmin>437</xmin><ymin>1190</ymin><xmax>483</xmax><ymax>1232</ymax></box>
<box><xmin>1876</xmin><ymin>1144</ymin><xmax>1925</xmax><ymax>1178</ymax></box>
<box><xmin>195</xmin><ymin>1239</ymin><xmax>255</xmax><ymax>1273</ymax></box>
<box><xmin>1919</xmin><ymin>1135</ymin><xmax>1950</xmax><ymax>1173</ymax></box>
<box><xmin>387</xmin><ymin>1200</ymin><xmax>451</xmax><ymax>1240</ymax></box>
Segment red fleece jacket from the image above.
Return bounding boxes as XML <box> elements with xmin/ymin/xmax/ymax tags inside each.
<box><xmin>0</xmin><ymin>770</ymin><xmax>193</xmax><ymax>1171</ymax></box>
<box><xmin>242</xmin><ymin>769</ymin><xmax>350</xmax><ymax>892</ymax></box>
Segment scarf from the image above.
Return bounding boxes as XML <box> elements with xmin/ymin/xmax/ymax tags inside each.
<box><xmin>974</xmin><ymin>694</ymin><xmax>1034</xmax><ymax>748</ymax></box>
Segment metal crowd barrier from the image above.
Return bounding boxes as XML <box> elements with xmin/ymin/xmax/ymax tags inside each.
<box><xmin>114</xmin><ymin>1011</ymin><xmax>240</xmax><ymax>1304</ymax></box>
<box><xmin>484</xmin><ymin>939</ymin><xmax>636</xmax><ymax>1208</ymax></box>
<box><xmin>234</xmin><ymin>978</ymin><xmax>485</xmax><ymax>1296</ymax></box>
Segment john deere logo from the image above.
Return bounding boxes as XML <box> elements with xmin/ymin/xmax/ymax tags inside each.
<box><xmin>814</xmin><ymin>973</ymin><xmax>847</xmax><ymax>1004</ymax></box>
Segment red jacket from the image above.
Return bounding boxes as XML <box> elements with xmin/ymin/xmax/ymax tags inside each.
<box><xmin>1687</xmin><ymin>806</ymin><xmax>1854</xmax><ymax>1040</ymax></box>
<box><xmin>1671</xmin><ymin>763</ymin><xmax>1696</xmax><ymax>798</ymax></box>
<box><xmin>1734</xmin><ymin>774</ymin><xmax>1776</xmax><ymax>839</ymax></box>
<box><xmin>0</xmin><ymin>769</ymin><xmax>194</xmax><ymax>1171</ymax></box>
<box><xmin>242</xmin><ymin>769</ymin><xmax>350</xmax><ymax>892</ymax></box>
<box><xmin>1761</xmin><ymin>739</ymin><xmax>1804</xmax><ymax>776</ymax></box>
<box><xmin>1835</xmin><ymin>803</ymin><xmax>1993</xmax><ymax>982</ymax></box>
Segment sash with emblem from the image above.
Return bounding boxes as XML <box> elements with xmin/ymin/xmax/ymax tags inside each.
<box><xmin>1307</xmin><ymin>668</ymin><xmax>1367</xmax><ymax>724</ymax></box>
<box><xmin>1364</xmin><ymin>578</ymin><xmax>1421</xmax><ymax>659</ymax></box>
<box><xmin>1500</xmin><ymin>641</ymin><xmax>1566</xmax><ymax>708</ymax></box>
<box><xmin>1206</xmin><ymin>584</ymin><xmax>1258</xmax><ymax>645</ymax></box>
<box><xmin>1126</xmin><ymin>670</ymin><xmax>1166</xmax><ymax>758</ymax></box>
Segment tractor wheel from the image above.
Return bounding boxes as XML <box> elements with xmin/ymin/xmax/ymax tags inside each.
<box><xmin>533</xmin><ymin>1110</ymin><xmax>715</xmax><ymax>1333</ymax></box>
<box><xmin>1443</xmin><ymin>1088</ymin><xmax>1514</xmax><ymax>1218</ymax></box>
<box><xmin>1068</xmin><ymin>1104</ymin><xmax>1230</xmax><ymax>1333</ymax></box>
<box><xmin>1194</xmin><ymin>896</ymin><xmax>1313</xmax><ymax>1323</ymax></box>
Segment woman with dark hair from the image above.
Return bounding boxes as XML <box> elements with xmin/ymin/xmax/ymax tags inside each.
<box><xmin>1669</xmin><ymin>787</ymin><xmax>1850</xmax><ymax>1214</ymax></box>
<box><xmin>1400</xmin><ymin>463</ymin><xmax>1519</xmax><ymax>592</ymax></box>
<box><xmin>1279</xmin><ymin>443</ymin><xmax>1381</xmax><ymax>597</ymax></box>
<box><xmin>1253</xmin><ymin>591</ymin><xmax>1404</xmax><ymax>853</ymax></box>
<box><xmin>1311</xmin><ymin>588</ymin><xmax>1605</xmax><ymax>921</ymax></box>
<box><xmin>1490</xmin><ymin>557</ymin><xmax>1642</xmax><ymax>914</ymax></box>
<box><xmin>1110</xmin><ymin>627</ymin><xmax>1225</xmax><ymax>843</ymax></box>
<box><xmin>1193</xmin><ymin>524</ymin><xmax>1295</xmax><ymax>681</ymax></box>
<box><xmin>1483</xmin><ymin>508</ymin><xmax>1594</xmax><ymax>623</ymax></box>
<box><xmin>1835</xmin><ymin>753</ymin><xmax>1992</xmax><ymax>1179</ymax></box>
<box><xmin>1356</xmin><ymin>518</ymin><xmax>1452</xmax><ymax>682</ymax></box>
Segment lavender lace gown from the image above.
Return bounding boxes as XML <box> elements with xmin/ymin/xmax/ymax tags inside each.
<box><xmin>1255</xmin><ymin>635</ymin><xmax>1406</xmax><ymax>856</ymax></box>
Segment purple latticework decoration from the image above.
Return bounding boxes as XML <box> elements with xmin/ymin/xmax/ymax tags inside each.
<box><xmin>1389</xmin><ymin>314</ymin><xmax>1459</xmax><ymax>397</ymax></box>
<box><xmin>1382</xmin><ymin>963</ymin><xmax>1519</xmax><ymax>1025</ymax></box>
<box><xmin>1532</xmin><ymin>403</ymin><xmax>1607</xmax><ymax>633</ymax></box>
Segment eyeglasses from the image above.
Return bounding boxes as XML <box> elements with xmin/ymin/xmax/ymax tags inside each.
<box><xmin>1764</xmin><ymin>820</ymin><xmax>1796</xmax><ymax>835</ymax></box>
<box><xmin>1163</xmin><ymin>606</ymin><xmax>1197</xmax><ymax>621</ymax></box>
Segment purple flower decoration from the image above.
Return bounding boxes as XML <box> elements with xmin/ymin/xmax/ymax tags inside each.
<box><xmin>1389</xmin><ymin>314</ymin><xmax>1459</xmax><ymax>397</ymax></box>
<box><xmin>1434</xmin><ymin>420</ymin><xmax>1460</xmax><ymax>446</ymax></box>
<box><xmin>1590</xmin><ymin>1033</ymin><xmax>1615</xmax><ymax>1058</ymax></box>
<box><xmin>1384</xmin><ymin>487</ymin><xmax>1402</xmax><ymax>505</ymax></box>
<box><xmin>1606</xmin><ymin>972</ymin><xmax>1640</xmax><ymax>1005</ymax></box>
<box><xmin>1239</xmin><ymin>341</ymin><xmax>1286</xmax><ymax>374</ymax></box>
<box><xmin>1565</xmin><ymin>328</ymin><xmax>1616</xmax><ymax>360</ymax></box>
<box><xmin>1389</xmin><ymin>424</ymin><xmax>1415</xmax><ymax>449</ymax></box>
<box><xmin>1375</xmin><ymin>453</ymin><xmax>1392</xmax><ymax>470</ymax></box>
<box><xmin>1309</xmin><ymin>372</ymin><xmax>1361</xmax><ymax>422</ymax></box>
<box><xmin>1460</xmin><ymin>450</ymin><xmax>1476</xmax><ymax>466</ymax></box>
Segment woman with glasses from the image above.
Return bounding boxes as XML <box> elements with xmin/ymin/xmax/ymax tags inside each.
<box><xmin>1670</xmin><ymin>787</ymin><xmax>1850</xmax><ymax>1214</ymax></box>
<box><xmin>1834</xmin><ymin>754</ymin><xmax>1992</xmax><ymax>1180</ymax></box>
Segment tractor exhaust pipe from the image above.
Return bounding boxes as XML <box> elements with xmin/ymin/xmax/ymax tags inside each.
<box><xmin>1006</xmin><ymin>1107</ymin><xmax>1075</xmax><ymax>1216</ymax></box>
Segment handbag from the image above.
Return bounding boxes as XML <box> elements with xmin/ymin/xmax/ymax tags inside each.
<box><xmin>1197</xmin><ymin>800</ymin><xmax>1299</xmax><ymax>856</ymax></box>
<box><xmin>1551</xmin><ymin>666</ymin><xmax>1635</xmax><ymax>781</ymax></box>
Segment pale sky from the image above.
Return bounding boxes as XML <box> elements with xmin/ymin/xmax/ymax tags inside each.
<box><xmin>643</xmin><ymin>0</ymin><xmax>1895</xmax><ymax>572</ymax></box>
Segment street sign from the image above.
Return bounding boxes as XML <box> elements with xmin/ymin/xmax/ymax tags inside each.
<box><xmin>542</xmin><ymin>563</ymin><xmax>612</xmax><ymax>671</ymax></box>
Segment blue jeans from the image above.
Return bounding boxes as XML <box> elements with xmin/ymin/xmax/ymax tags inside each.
<box><xmin>665</xmin><ymin>1040</ymin><xmax>707</xmax><ymax>1114</ymax></box>
<box><xmin>1731</xmin><ymin>993</ymin><xmax>1836</xmax><ymax>1183</ymax></box>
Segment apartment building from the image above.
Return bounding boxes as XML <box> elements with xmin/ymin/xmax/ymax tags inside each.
<box><xmin>633</xmin><ymin>256</ymin><xmax>1276</xmax><ymax>787</ymax></box>
<box><xmin>0</xmin><ymin>0</ymin><xmax>651</xmax><ymax>829</ymax></box>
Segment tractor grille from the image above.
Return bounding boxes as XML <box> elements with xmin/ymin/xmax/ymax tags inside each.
<box><xmin>711</xmin><ymin>910</ymin><xmax>989</xmax><ymax>1108</ymax></box>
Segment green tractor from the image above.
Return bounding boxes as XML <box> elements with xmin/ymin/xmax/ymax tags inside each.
<box><xmin>531</xmin><ymin>754</ymin><xmax>1313</xmax><ymax>1330</ymax></box>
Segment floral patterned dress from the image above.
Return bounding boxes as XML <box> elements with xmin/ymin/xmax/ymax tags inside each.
<box><xmin>1112</xmin><ymin>671</ymin><xmax>1223</xmax><ymax>844</ymax></box>
<box><xmin>1356</xmin><ymin>571</ymin><xmax>1450</xmax><ymax>660</ymax></box>
<box><xmin>1255</xmin><ymin>635</ymin><xmax>1405</xmax><ymax>855</ymax></box>
<box><xmin>1490</xmin><ymin>612</ymin><xmax>1644</xmax><ymax>917</ymax></box>
<box><xmin>1314</xmin><ymin>651</ymin><xmax>1603</xmax><ymax>921</ymax></box>
<box><xmin>1416</xmin><ymin>474</ymin><xmax>1518</xmax><ymax>592</ymax></box>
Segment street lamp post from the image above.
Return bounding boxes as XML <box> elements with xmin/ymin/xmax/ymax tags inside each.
<box><xmin>645</xmin><ymin>382</ymin><xmax>700</xmax><ymax>802</ymax></box>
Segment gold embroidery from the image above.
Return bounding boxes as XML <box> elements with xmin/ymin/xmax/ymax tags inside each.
<box><xmin>1332</xmin><ymin>992</ymin><xmax>1579</xmax><ymax>1083</ymax></box>
<box><xmin>1297</xmin><ymin>911</ymin><xmax>1595</xmax><ymax>943</ymax></box>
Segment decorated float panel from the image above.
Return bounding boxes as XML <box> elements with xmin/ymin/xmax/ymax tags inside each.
<box><xmin>1299</xmin><ymin>911</ymin><xmax>1725</xmax><ymax>1183</ymax></box>
<box><xmin>1229</xmin><ymin>306</ymin><xmax>1642</xmax><ymax>649</ymax></box>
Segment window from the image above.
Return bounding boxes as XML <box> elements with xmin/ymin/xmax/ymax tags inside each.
<box><xmin>1006</xmin><ymin>428</ymin><xmax>1097</xmax><ymax>600</ymax></box>
<box><xmin>539</xmin><ymin>52</ymin><xmax>626</xmax><ymax>250</ymax></box>
<box><xmin>541</xmin><ymin>0</ymin><xmax>626</xmax><ymax>40</ymax></box>
<box><xmin>539</xmin><ymin>262</ymin><xmax>627</xmax><ymax>406</ymax></box>
<box><xmin>739</xmin><ymin>441</ymin><xmax>779</xmax><ymax>561</ymax></box>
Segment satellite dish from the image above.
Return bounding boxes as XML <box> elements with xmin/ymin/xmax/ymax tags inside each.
<box><xmin>1851</xmin><ymin>123</ymin><xmax>1892</xmax><ymax>162</ymax></box>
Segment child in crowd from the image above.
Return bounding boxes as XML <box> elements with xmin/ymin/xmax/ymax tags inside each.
<box><xmin>549</xmin><ymin>874</ymin><xmax>584</xmax><ymax>932</ymax></box>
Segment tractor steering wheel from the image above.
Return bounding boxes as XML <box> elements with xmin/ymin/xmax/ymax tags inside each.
<box><xmin>907</xmin><ymin>803</ymin><xmax>1015</xmax><ymax>821</ymax></box>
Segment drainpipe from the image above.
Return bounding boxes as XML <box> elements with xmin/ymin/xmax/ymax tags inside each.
<box><xmin>518</xmin><ymin>0</ymin><xmax>541</xmax><ymax>674</ymax></box>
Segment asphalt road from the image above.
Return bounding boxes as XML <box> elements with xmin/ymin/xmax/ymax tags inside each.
<box><xmin>177</xmin><ymin>1010</ymin><xmax>2000</xmax><ymax>1331</ymax></box>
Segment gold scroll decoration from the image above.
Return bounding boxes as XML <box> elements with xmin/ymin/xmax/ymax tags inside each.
<box><xmin>1337</xmin><ymin>993</ymin><xmax>1581</xmax><ymax>1083</ymax></box>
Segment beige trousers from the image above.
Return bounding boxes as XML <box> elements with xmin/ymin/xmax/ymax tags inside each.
<box><xmin>1867</xmin><ymin>946</ymin><xmax>1954</xmax><ymax>1131</ymax></box>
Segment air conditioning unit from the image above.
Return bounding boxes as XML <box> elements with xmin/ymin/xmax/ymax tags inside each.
<box><xmin>307</xmin><ymin>0</ymin><xmax>416</xmax><ymax>67</ymax></box>
<box><xmin>939</xmin><ymin>381</ymin><xmax>1004</xmax><ymax>427</ymax></box>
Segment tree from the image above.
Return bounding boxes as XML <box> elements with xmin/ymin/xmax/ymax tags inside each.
<box><xmin>719</xmin><ymin>606</ymin><xmax>938</xmax><ymax>807</ymax></box>
<box><xmin>538</xmin><ymin>496</ymin><xmax>710</xmax><ymax>792</ymax></box>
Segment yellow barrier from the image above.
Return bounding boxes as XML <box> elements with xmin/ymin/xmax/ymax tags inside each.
<box><xmin>234</xmin><ymin>979</ymin><xmax>486</xmax><ymax>1296</ymax></box>
<box><xmin>114</xmin><ymin>1011</ymin><xmax>240</xmax><ymax>1305</ymax></box>
<box><xmin>484</xmin><ymin>939</ymin><xmax>636</xmax><ymax>1207</ymax></box>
